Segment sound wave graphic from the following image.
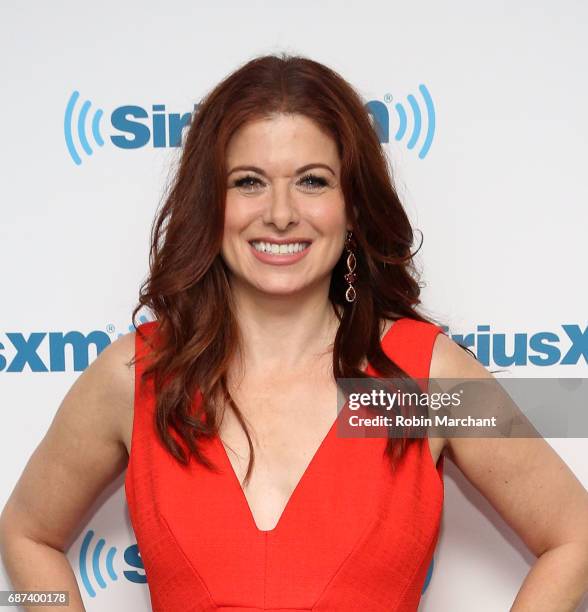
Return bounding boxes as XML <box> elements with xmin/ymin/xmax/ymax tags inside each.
<box><xmin>79</xmin><ymin>529</ymin><xmax>118</xmax><ymax>597</ymax></box>
<box><xmin>368</xmin><ymin>84</ymin><xmax>436</xmax><ymax>159</ymax></box>
<box><xmin>396</xmin><ymin>84</ymin><xmax>435</xmax><ymax>159</ymax></box>
<box><xmin>64</xmin><ymin>91</ymin><xmax>105</xmax><ymax>166</ymax></box>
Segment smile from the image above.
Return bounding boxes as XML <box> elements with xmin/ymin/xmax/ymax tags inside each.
<box><xmin>248</xmin><ymin>240</ymin><xmax>312</xmax><ymax>266</ymax></box>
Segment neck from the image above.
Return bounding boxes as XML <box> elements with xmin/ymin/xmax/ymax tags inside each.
<box><xmin>228</xmin><ymin>275</ymin><xmax>342</xmax><ymax>378</ymax></box>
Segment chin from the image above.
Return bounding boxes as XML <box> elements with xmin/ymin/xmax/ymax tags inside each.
<box><xmin>253</xmin><ymin>283</ymin><xmax>307</xmax><ymax>297</ymax></box>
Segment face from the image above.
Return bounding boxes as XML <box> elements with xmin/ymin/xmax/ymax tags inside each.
<box><xmin>221</xmin><ymin>113</ymin><xmax>351</xmax><ymax>299</ymax></box>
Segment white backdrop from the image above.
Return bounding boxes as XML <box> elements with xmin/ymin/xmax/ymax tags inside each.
<box><xmin>1</xmin><ymin>1</ymin><xmax>587</xmax><ymax>610</ymax></box>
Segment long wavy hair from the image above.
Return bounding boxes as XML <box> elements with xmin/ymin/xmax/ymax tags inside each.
<box><xmin>130</xmin><ymin>52</ymin><xmax>477</xmax><ymax>484</ymax></box>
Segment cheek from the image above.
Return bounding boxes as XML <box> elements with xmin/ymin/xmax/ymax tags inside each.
<box><xmin>223</xmin><ymin>197</ymin><xmax>257</xmax><ymax>235</ymax></box>
<box><xmin>303</xmin><ymin>198</ymin><xmax>347</xmax><ymax>231</ymax></box>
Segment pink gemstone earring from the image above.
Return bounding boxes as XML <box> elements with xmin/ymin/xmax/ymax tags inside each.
<box><xmin>344</xmin><ymin>230</ymin><xmax>357</xmax><ymax>303</ymax></box>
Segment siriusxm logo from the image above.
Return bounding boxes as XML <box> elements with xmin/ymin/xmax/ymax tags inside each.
<box><xmin>443</xmin><ymin>324</ymin><xmax>588</xmax><ymax>367</ymax></box>
<box><xmin>64</xmin><ymin>91</ymin><xmax>195</xmax><ymax>165</ymax></box>
<box><xmin>1</xmin><ymin>324</ymin><xmax>585</xmax><ymax>373</ymax></box>
<box><xmin>63</xmin><ymin>85</ymin><xmax>436</xmax><ymax>165</ymax></box>
<box><xmin>0</xmin><ymin>316</ymin><xmax>150</xmax><ymax>373</ymax></box>
<box><xmin>79</xmin><ymin>529</ymin><xmax>145</xmax><ymax>598</ymax></box>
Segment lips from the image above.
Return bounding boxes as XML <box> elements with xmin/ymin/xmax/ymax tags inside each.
<box><xmin>248</xmin><ymin>237</ymin><xmax>314</xmax><ymax>244</ymax></box>
<box><xmin>248</xmin><ymin>239</ymin><xmax>312</xmax><ymax>265</ymax></box>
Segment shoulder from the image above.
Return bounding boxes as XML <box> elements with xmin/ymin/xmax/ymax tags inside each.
<box><xmin>96</xmin><ymin>329</ymin><xmax>136</xmax><ymax>379</ymax></box>
<box><xmin>85</xmin><ymin>330</ymin><xmax>136</xmax><ymax>441</ymax></box>
<box><xmin>429</xmin><ymin>329</ymin><xmax>491</xmax><ymax>380</ymax></box>
<box><xmin>96</xmin><ymin>330</ymin><xmax>136</xmax><ymax>398</ymax></box>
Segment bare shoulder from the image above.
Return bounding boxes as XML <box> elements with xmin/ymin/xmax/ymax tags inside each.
<box><xmin>429</xmin><ymin>330</ymin><xmax>492</xmax><ymax>380</ymax></box>
<box><xmin>67</xmin><ymin>331</ymin><xmax>137</xmax><ymax>436</ymax></box>
<box><xmin>97</xmin><ymin>331</ymin><xmax>136</xmax><ymax>426</ymax></box>
<box><xmin>99</xmin><ymin>331</ymin><xmax>136</xmax><ymax>393</ymax></box>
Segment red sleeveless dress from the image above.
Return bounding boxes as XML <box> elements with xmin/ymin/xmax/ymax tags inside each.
<box><xmin>125</xmin><ymin>317</ymin><xmax>445</xmax><ymax>611</ymax></box>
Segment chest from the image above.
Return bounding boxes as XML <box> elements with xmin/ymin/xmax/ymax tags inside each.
<box><xmin>122</xmin><ymin>359</ymin><xmax>445</xmax><ymax>534</ymax></box>
<box><xmin>218</xmin><ymin>370</ymin><xmax>340</xmax><ymax>532</ymax></box>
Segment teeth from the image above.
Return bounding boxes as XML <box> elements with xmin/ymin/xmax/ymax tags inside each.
<box><xmin>250</xmin><ymin>241</ymin><xmax>310</xmax><ymax>255</ymax></box>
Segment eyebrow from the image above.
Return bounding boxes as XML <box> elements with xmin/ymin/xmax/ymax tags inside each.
<box><xmin>227</xmin><ymin>163</ymin><xmax>336</xmax><ymax>177</ymax></box>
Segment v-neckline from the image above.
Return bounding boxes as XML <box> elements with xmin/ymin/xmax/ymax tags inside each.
<box><xmin>214</xmin><ymin>318</ymin><xmax>402</xmax><ymax>535</ymax></box>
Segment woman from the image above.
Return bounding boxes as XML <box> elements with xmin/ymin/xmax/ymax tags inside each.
<box><xmin>1</xmin><ymin>53</ymin><xmax>587</xmax><ymax>611</ymax></box>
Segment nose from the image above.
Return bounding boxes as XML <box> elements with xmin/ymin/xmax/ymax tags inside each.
<box><xmin>261</xmin><ymin>180</ymin><xmax>299</xmax><ymax>230</ymax></box>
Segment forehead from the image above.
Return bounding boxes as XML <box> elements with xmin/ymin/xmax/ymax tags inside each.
<box><xmin>226</xmin><ymin>114</ymin><xmax>340</xmax><ymax>171</ymax></box>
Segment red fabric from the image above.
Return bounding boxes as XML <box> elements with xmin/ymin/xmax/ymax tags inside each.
<box><xmin>125</xmin><ymin>317</ymin><xmax>445</xmax><ymax>611</ymax></box>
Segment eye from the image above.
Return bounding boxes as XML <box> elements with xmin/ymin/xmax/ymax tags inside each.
<box><xmin>232</xmin><ymin>174</ymin><xmax>264</xmax><ymax>192</ymax></box>
<box><xmin>297</xmin><ymin>173</ymin><xmax>329</xmax><ymax>191</ymax></box>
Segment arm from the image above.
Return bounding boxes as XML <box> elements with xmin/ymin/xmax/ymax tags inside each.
<box><xmin>0</xmin><ymin>332</ymin><xmax>136</xmax><ymax>611</ymax></box>
<box><xmin>430</xmin><ymin>332</ymin><xmax>588</xmax><ymax>611</ymax></box>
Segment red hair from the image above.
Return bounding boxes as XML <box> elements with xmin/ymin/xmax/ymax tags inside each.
<box><xmin>130</xmin><ymin>52</ymin><xmax>472</xmax><ymax>484</ymax></box>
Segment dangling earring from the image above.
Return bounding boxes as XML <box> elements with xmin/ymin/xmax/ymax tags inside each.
<box><xmin>344</xmin><ymin>230</ymin><xmax>357</xmax><ymax>303</ymax></box>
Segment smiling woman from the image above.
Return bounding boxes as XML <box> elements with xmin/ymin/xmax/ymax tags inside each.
<box><xmin>124</xmin><ymin>54</ymin><xmax>466</xmax><ymax>611</ymax></box>
<box><xmin>1</xmin><ymin>51</ymin><xmax>587</xmax><ymax>612</ymax></box>
<box><xmin>221</xmin><ymin>114</ymin><xmax>350</xmax><ymax>296</ymax></box>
